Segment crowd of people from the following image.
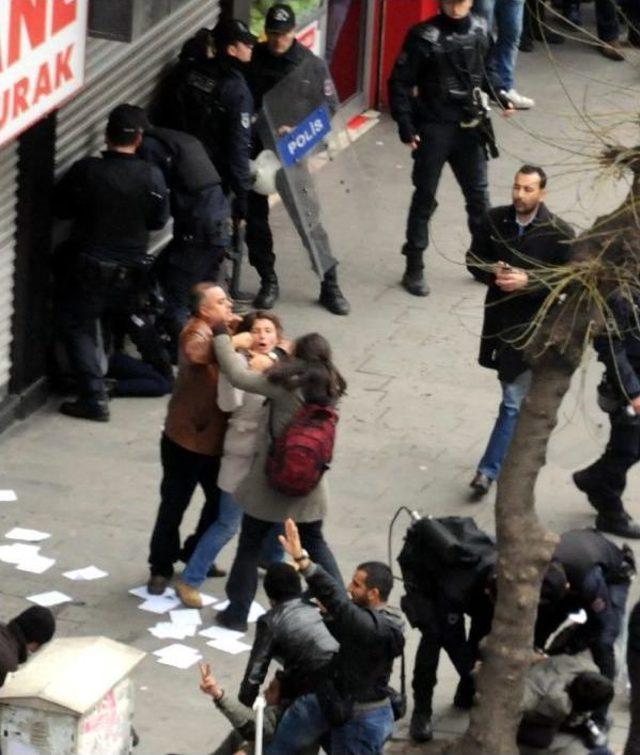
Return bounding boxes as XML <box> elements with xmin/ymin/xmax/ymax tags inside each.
<box><xmin>45</xmin><ymin>0</ymin><xmax>640</xmax><ymax>752</ymax></box>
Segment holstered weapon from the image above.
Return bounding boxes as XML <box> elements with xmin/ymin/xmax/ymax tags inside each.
<box><xmin>228</xmin><ymin>219</ymin><xmax>253</xmax><ymax>303</ymax></box>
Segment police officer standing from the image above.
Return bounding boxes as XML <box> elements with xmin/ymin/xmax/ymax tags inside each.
<box><xmin>247</xmin><ymin>3</ymin><xmax>350</xmax><ymax>315</ymax></box>
<box><xmin>389</xmin><ymin>0</ymin><xmax>514</xmax><ymax>297</ymax></box>
<box><xmin>55</xmin><ymin>104</ymin><xmax>171</xmax><ymax>422</ymax></box>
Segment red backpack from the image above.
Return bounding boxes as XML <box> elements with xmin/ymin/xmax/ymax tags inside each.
<box><xmin>266</xmin><ymin>403</ymin><xmax>339</xmax><ymax>497</ymax></box>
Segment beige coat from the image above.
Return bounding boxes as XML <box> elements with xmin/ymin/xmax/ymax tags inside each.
<box><xmin>214</xmin><ymin>334</ymin><xmax>329</xmax><ymax>524</ymax></box>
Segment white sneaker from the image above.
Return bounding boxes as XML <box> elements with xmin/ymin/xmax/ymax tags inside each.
<box><xmin>505</xmin><ymin>88</ymin><xmax>535</xmax><ymax>109</ymax></box>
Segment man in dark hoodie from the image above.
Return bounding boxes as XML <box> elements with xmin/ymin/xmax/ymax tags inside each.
<box><xmin>264</xmin><ymin>518</ymin><xmax>405</xmax><ymax>755</ymax></box>
<box><xmin>0</xmin><ymin>607</ymin><xmax>56</xmax><ymax>686</ymax></box>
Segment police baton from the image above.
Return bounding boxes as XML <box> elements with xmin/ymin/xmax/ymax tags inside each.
<box><xmin>228</xmin><ymin>218</ymin><xmax>253</xmax><ymax>303</ymax></box>
<box><xmin>253</xmin><ymin>693</ymin><xmax>266</xmax><ymax>755</ymax></box>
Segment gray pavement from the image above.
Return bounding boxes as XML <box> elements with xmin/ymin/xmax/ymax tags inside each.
<box><xmin>1</xmin><ymin>17</ymin><xmax>640</xmax><ymax>754</ymax></box>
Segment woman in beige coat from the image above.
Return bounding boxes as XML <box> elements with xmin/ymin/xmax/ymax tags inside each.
<box><xmin>212</xmin><ymin>326</ymin><xmax>345</xmax><ymax>632</ymax></box>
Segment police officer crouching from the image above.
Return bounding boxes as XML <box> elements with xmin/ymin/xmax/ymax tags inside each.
<box><xmin>388</xmin><ymin>0</ymin><xmax>514</xmax><ymax>297</ymax></box>
<box><xmin>55</xmin><ymin>105</ymin><xmax>171</xmax><ymax>421</ymax></box>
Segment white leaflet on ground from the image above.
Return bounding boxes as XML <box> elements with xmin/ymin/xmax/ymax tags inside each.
<box><xmin>0</xmin><ymin>544</ymin><xmax>41</xmax><ymax>564</ymax></box>
<box><xmin>156</xmin><ymin>653</ymin><xmax>202</xmax><ymax>669</ymax></box>
<box><xmin>199</xmin><ymin>625</ymin><xmax>245</xmax><ymax>642</ymax></box>
<box><xmin>26</xmin><ymin>591</ymin><xmax>72</xmax><ymax>607</ymax></box>
<box><xmin>138</xmin><ymin>595</ymin><xmax>181</xmax><ymax>614</ymax></box>
<box><xmin>199</xmin><ymin>593</ymin><xmax>218</xmax><ymax>607</ymax></box>
<box><xmin>169</xmin><ymin>609</ymin><xmax>202</xmax><ymax>626</ymax></box>
<box><xmin>248</xmin><ymin>601</ymin><xmax>266</xmax><ymax>623</ymax></box>
<box><xmin>206</xmin><ymin>638</ymin><xmax>252</xmax><ymax>655</ymax></box>
<box><xmin>63</xmin><ymin>566</ymin><xmax>108</xmax><ymax>581</ymax></box>
<box><xmin>148</xmin><ymin>623</ymin><xmax>197</xmax><ymax>640</ymax></box>
<box><xmin>129</xmin><ymin>584</ymin><xmax>176</xmax><ymax>600</ymax></box>
<box><xmin>152</xmin><ymin>644</ymin><xmax>202</xmax><ymax>663</ymax></box>
<box><xmin>0</xmin><ymin>491</ymin><xmax>17</xmax><ymax>502</ymax></box>
<box><xmin>5</xmin><ymin>527</ymin><xmax>50</xmax><ymax>542</ymax></box>
<box><xmin>215</xmin><ymin>599</ymin><xmax>230</xmax><ymax>611</ymax></box>
<box><xmin>16</xmin><ymin>555</ymin><xmax>55</xmax><ymax>574</ymax></box>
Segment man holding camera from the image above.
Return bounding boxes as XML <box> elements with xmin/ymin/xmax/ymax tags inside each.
<box><xmin>388</xmin><ymin>0</ymin><xmax>515</xmax><ymax>297</ymax></box>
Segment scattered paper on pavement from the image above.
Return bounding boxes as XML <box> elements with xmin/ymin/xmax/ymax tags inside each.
<box><xmin>153</xmin><ymin>643</ymin><xmax>202</xmax><ymax>669</ymax></box>
<box><xmin>148</xmin><ymin>623</ymin><xmax>197</xmax><ymax>640</ymax></box>
<box><xmin>0</xmin><ymin>491</ymin><xmax>17</xmax><ymax>502</ymax></box>
<box><xmin>5</xmin><ymin>527</ymin><xmax>50</xmax><ymax>542</ymax></box>
<box><xmin>248</xmin><ymin>601</ymin><xmax>266</xmax><ymax>623</ymax></box>
<box><xmin>169</xmin><ymin>609</ymin><xmax>202</xmax><ymax>626</ymax></box>
<box><xmin>199</xmin><ymin>625</ymin><xmax>245</xmax><ymax>642</ymax></box>
<box><xmin>157</xmin><ymin>654</ymin><xmax>202</xmax><ymax>669</ymax></box>
<box><xmin>199</xmin><ymin>593</ymin><xmax>218</xmax><ymax>607</ymax></box>
<box><xmin>63</xmin><ymin>566</ymin><xmax>108</xmax><ymax>581</ymax></box>
<box><xmin>215</xmin><ymin>599</ymin><xmax>230</xmax><ymax>611</ymax></box>
<box><xmin>138</xmin><ymin>595</ymin><xmax>181</xmax><ymax>614</ymax></box>
<box><xmin>129</xmin><ymin>585</ymin><xmax>176</xmax><ymax>600</ymax></box>
<box><xmin>16</xmin><ymin>555</ymin><xmax>55</xmax><ymax>574</ymax></box>
<box><xmin>207</xmin><ymin>638</ymin><xmax>252</xmax><ymax>655</ymax></box>
<box><xmin>0</xmin><ymin>543</ymin><xmax>40</xmax><ymax>564</ymax></box>
<box><xmin>27</xmin><ymin>591</ymin><xmax>72</xmax><ymax>607</ymax></box>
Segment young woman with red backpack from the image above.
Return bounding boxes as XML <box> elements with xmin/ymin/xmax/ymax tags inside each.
<box><xmin>211</xmin><ymin>322</ymin><xmax>346</xmax><ymax>632</ymax></box>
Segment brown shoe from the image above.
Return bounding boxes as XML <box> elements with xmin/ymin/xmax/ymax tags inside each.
<box><xmin>599</xmin><ymin>40</ymin><xmax>625</xmax><ymax>60</ymax></box>
<box><xmin>176</xmin><ymin>580</ymin><xmax>203</xmax><ymax>608</ymax></box>
<box><xmin>147</xmin><ymin>574</ymin><xmax>169</xmax><ymax>595</ymax></box>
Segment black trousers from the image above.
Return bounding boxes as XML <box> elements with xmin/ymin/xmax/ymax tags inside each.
<box><xmin>403</xmin><ymin>122</ymin><xmax>489</xmax><ymax>264</ymax></box>
<box><xmin>412</xmin><ymin>603</ymin><xmax>492</xmax><ymax>715</ymax></box>
<box><xmin>148</xmin><ymin>434</ymin><xmax>221</xmax><ymax>578</ymax></box>
<box><xmin>582</xmin><ymin>410</ymin><xmax>640</xmax><ymax>515</ymax></box>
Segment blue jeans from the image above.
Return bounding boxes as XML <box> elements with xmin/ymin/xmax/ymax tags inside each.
<box><xmin>182</xmin><ymin>491</ymin><xmax>284</xmax><ymax>588</ymax></box>
<box><xmin>266</xmin><ymin>694</ymin><xmax>394</xmax><ymax>755</ymax></box>
<box><xmin>477</xmin><ymin>371</ymin><xmax>531</xmax><ymax>480</ymax></box>
<box><xmin>473</xmin><ymin>0</ymin><xmax>525</xmax><ymax>91</ymax></box>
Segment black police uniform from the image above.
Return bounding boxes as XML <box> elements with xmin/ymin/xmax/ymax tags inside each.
<box><xmin>536</xmin><ymin>529</ymin><xmax>634</xmax><ymax>700</ymax></box>
<box><xmin>138</xmin><ymin>126</ymin><xmax>230</xmax><ymax>347</ymax></box>
<box><xmin>55</xmin><ymin>150</ymin><xmax>171</xmax><ymax>414</ymax></box>
<box><xmin>389</xmin><ymin>12</ymin><xmax>505</xmax><ymax>295</ymax></box>
<box><xmin>573</xmin><ymin>291</ymin><xmax>640</xmax><ymax>538</ymax></box>
<box><xmin>247</xmin><ymin>39</ymin><xmax>349</xmax><ymax>314</ymax></box>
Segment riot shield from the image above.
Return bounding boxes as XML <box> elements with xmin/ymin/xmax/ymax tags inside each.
<box><xmin>258</xmin><ymin>55</ymin><xmax>364</xmax><ymax>279</ymax></box>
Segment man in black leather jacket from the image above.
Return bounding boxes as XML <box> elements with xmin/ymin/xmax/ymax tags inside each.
<box><xmin>265</xmin><ymin>519</ymin><xmax>405</xmax><ymax>755</ymax></box>
<box><xmin>238</xmin><ymin>562</ymin><xmax>338</xmax><ymax>708</ymax></box>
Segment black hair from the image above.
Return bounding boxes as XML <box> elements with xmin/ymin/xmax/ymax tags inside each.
<box><xmin>567</xmin><ymin>672</ymin><xmax>614</xmax><ymax>713</ymax></box>
<box><xmin>357</xmin><ymin>561</ymin><xmax>394</xmax><ymax>602</ymax></box>
<box><xmin>179</xmin><ymin>28</ymin><xmax>214</xmax><ymax>62</ymax></box>
<box><xmin>540</xmin><ymin>561</ymin><xmax>568</xmax><ymax>604</ymax></box>
<box><xmin>263</xmin><ymin>562</ymin><xmax>302</xmax><ymax>603</ymax></box>
<box><xmin>517</xmin><ymin>164</ymin><xmax>547</xmax><ymax>189</ymax></box>
<box><xmin>237</xmin><ymin>310</ymin><xmax>284</xmax><ymax>336</ymax></box>
<box><xmin>267</xmin><ymin>332</ymin><xmax>346</xmax><ymax>405</ymax></box>
<box><xmin>188</xmin><ymin>281</ymin><xmax>220</xmax><ymax>316</ymax></box>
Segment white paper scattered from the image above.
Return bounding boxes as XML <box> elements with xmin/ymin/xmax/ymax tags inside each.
<box><xmin>138</xmin><ymin>595</ymin><xmax>181</xmax><ymax>614</ymax></box>
<box><xmin>157</xmin><ymin>654</ymin><xmax>202</xmax><ymax>670</ymax></box>
<box><xmin>248</xmin><ymin>601</ymin><xmax>266</xmax><ymax>623</ymax></box>
<box><xmin>27</xmin><ymin>591</ymin><xmax>72</xmax><ymax>607</ymax></box>
<box><xmin>199</xmin><ymin>625</ymin><xmax>245</xmax><ymax>642</ymax></box>
<box><xmin>0</xmin><ymin>490</ymin><xmax>17</xmax><ymax>502</ymax></box>
<box><xmin>153</xmin><ymin>642</ymin><xmax>200</xmax><ymax>658</ymax></box>
<box><xmin>199</xmin><ymin>593</ymin><xmax>219</xmax><ymax>607</ymax></box>
<box><xmin>148</xmin><ymin>622</ymin><xmax>197</xmax><ymax>640</ymax></box>
<box><xmin>5</xmin><ymin>527</ymin><xmax>50</xmax><ymax>542</ymax></box>
<box><xmin>16</xmin><ymin>555</ymin><xmax>55</xmax><ymax>574</ymax></box>
<box><xmin>153</xmin><ymin>643</ymin><xmax>202</xmax><ymax>669</ymax></box>
<box><xmin>207</xmin><ymin>638</ymin><xmax>252</xmax><ymax>655</ymax></box>
<box><xmin>169</xmin><ymin>609</ymin><xmax>202</xmax><ymax>626</ymax></box>
<box><xmin>129</xmin><ymin>584</ymin><xmax>176</xmax><ymax>600</ymax></box>
<box><xmin>63</xmin><ymin>566</ymin><xmax>108</xmax><ymax>581</ymax></box>
<box><xmin>215</xmin><ymin>599</ymin><xmax>230</xmax><ymax>611</ymax></box>
<box><xmin>0</xmin><ymin>543</ymin><xmax>40</xmax><ymax>565</ymax></box>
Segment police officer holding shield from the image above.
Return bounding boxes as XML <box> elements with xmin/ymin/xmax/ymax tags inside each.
<box><xmin>247</xmin><ymin>3</ymin><xmax>350</xmax><ymax>315</ymax></box>
<box><xmin>389</xmin><ymin>0</ymin><xmax>513</xmax><ymax>297</ymax></box>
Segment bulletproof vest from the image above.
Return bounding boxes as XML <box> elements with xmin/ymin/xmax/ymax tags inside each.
<box><xmin>174</xmin><ymin>60</ymin><xmax>226</xmax><ymax>159</ymax></box>
<box><xmin>553</xmin><ymin>529</ymin><xmax>624</xmax><ymax>588</ymax></box>
<box><xmin>147</xmin><ymin>127</ymin><xmax>221</xmax><ymax>193</ymax></box>
<box><xmin>417</xmin><ymin>16</ymin><xmax>489</xmax><ymax>104</ymax></box>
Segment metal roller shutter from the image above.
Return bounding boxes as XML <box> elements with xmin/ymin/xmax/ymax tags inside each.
<box><xmin>55</xmin><ymin>0</ymin><xmax>220</xmax><ymax>176</ymax></box>
<box><xmin>0</xmin><ymin>142</ymin><xmax>19</xmax><ymax>399</ymax></box>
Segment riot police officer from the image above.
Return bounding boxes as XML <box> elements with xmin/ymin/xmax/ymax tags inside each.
<box><xmin>55</xmin><ymin>104</ymin><xmax>171</xmax><ymax>422</ymax></box>
<box><xmin>389</xmin><ymin>0</ymin><xmax>514</xmax><ymax>297</ymax></box>
<box><xmin>138</xmin><ymin>120</ymin><xmax>231</xmax><ymax>354</ymax></box>
<box><xmin>247</xmin><ymin>3</ymin><xmax>350</xmax><ymax>315</ymax></box>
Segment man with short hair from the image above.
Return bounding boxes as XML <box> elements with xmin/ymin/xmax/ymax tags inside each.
<box><xmin>0</xmin><ymin>607</ymin><xmax>56</xmax><ymax>686</ymax></box>
<box><xmin>55</xmin><ymin>104</ymin><xmax>171</xmax><ymax>421</ymax></box>
<box><xmin>146</xmin><ymin>283</ymin><xmax>233</xmax><ymax>595</ymax></box>
<box><xmin>469</xmin><ymin>165</ymin><xmax>574</xmax><ymax>497</ymax></box>
<box><xmin>264</xmin><ymin>519</ymin><xmax>404</xmax><ymax>754</ymax></box>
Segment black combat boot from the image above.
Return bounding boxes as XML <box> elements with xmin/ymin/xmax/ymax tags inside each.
<box><xmin>319</xmin><ymin>267</ymin><xmax>350</xmax><ymax>315</ymax></box>
<box><xmin>60</xmin><ymin>397</ymin><xmax>110</xmax><ymax>422</ymax></box>
<box><xmin>409</xmin><ymin>710</ymin><xmax>433</xmax><ymax>742</ymax></box>
<box><xmin>253</xmin><ymin>273</ymin><xmax>279</xmax><ymax>309</ymax></box>
<box><xmin>596</xmin><ymin>511</ymin><xmax>640</xmax><ymax>539</ymax></box>
<box><xmin>402</xmin><ymin>255</ymin><xmax>430</xmax><ymax>297</ymax></box>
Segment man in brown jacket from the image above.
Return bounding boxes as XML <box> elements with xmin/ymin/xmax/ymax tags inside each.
<box><xmin>147</xmin><ymin>283</ymin><xmax>232</xmax><ymax>594</ymax></box>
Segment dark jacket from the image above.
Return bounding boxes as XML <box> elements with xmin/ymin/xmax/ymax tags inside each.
<box><xmin>595</xmin><ymin>292</ymin><xmax>640</xmax><ymax>400</ymax></box>
<box><xmin>472</xmin><ymin>203</ymin><xmax>574</xmax><ymax>382</ymax></box>
<box><xmin>388</xmin><ymin>14</ymin><xmax>501</xmax><ymax>139</ymax></box>
<box><xmin>249</xmin><ymin>39</ymin><xmax>315</xmax><ymax>111</ymax></box>
<box><xmin>302</xmin><ymin>563</ymin><xmax>405</xmax><ymax>704</ymax></box>
<box><xmin>138</xmin><ymin>127</ymin><xmax>230</xmax><ymax>245</ymax></box>
<box><xmin>238</xmin><ymin>597</ymin><xmax>338</xmax><ymax>707</ymax></box>
<box><xmin>0</xmin><ymin>622</ymin><xmax>27</xmax><ymax>687</ymax></box>
<box><xmin>54</xmin><ymin>151</ymin><xmax>170</xmax><ymax>264</ymax></box>
<box><xmin>154</xmin><ymin>55</ymin><xmax>253</xmax><ymax>218</ymax></box>
<box><xmin>628</xmin><ymin>602</ymin><xmax>640</xmax><ymax>755</ymax></box>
